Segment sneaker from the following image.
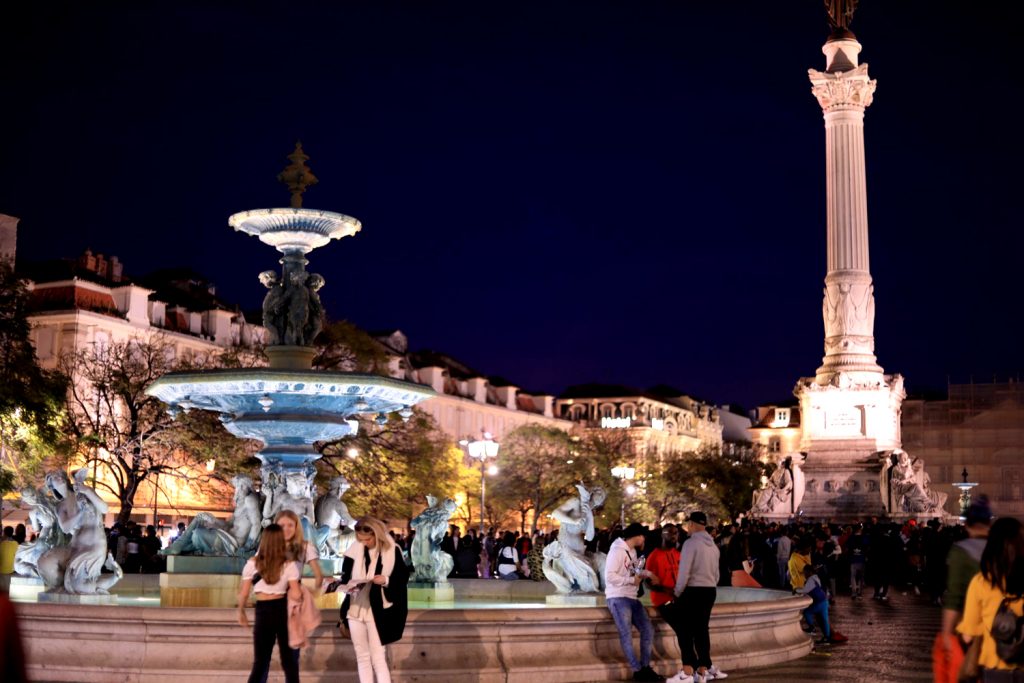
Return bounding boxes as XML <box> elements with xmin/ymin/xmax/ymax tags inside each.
<box><xmin>706</xmin><ymin>665</ymin><xmax>728</xmax><ymax>679</ymax></box>
<box><xmin>666</xmin><ymin>673</ymin><xmax>695</xmax><ymax>683</ymax></box>
<box><xmin>693</xmin><ymin>672</ymin><xmax>706</xmax><ymax>683</ymax></box>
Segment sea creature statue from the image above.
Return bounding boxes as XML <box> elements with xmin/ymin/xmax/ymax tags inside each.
<box><xmin>314</xmin><ymin>475</ymin><xmax>355</xmax><ymax>558</ymax></box>
<box><xmin>14</xmin><ymin>486</ymin><xmax>68</xmax><ymax>578</ymax></box>
<box><xmin>751</xmin><ymin>456</ymin><xmax>806</xmax><ymax>515</ymax></box>
<box><xmin>263</xmin><ymin>471</ymin><xmax>317</xmax><ymax>543</ymax></box>
<box><xmin>163</xmin><ymin>512</ymin><xmax>239</xmax><ymax>556</ymax></box>
<box><xmin>226</xmin><ymin>474</ymin><xmax>263</xmax><ymax>554</ymax></box>
<box><xmin>543</xmin><ymin>483</ymin><xmax>606</xmax><ymax>594</ymax></box>
<box><xmin>37</xmin><ymin>469</ymin><xmax>123</xmax><ymax>594</ymax></box>
<box><xmin>409</xmin><ymin>494</ymin><xmax>457</xmax><ymax>583</ymax></box>
<box><xmin>259</xmin><ymin>268</ymin><xmax>326</xmax><ymax>347</ymax></box>
<box><xmin>259</xmin><ymin>270</ymin><xmax>287</xmax><ymax>345</ymax></box>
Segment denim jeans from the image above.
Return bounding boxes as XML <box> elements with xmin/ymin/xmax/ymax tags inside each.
<box><xmin>607</xmin><ymin>597</ymin><xmax>653</xmax><ymax>671</ymax></box>
<box><xmin>850</xmin><ymin>562</ymin><xmax>865</xmax><ymax>594</ymax></box>
<box><xmin>802</xmin><ymin>600</ymin><xmax>831</xmax><ymax>639</ymax></box>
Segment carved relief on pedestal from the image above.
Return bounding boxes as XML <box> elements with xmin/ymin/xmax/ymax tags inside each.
<box><xmin>822</xmin><ymin>279</ymin><xmax>875</xmax><ymax>340</ymax></box>
<box><xmin>809</xmin><ymin>63</ymin><xmax>876</xmax><ymax>111</ymax></box>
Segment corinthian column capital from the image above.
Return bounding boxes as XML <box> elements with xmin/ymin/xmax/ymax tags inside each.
<box><xmin>809</xmin><ymin>63</ymin><xmax>876</xmax><ymax>112</ymax></box>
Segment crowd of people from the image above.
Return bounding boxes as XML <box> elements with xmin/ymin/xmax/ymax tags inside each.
<box><xmin>9</xmin><ymin>499</ymin><xmax>1024</xmax><ymax>683</ymax></box>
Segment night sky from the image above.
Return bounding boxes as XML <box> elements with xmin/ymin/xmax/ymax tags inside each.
<box><xmin>2</xmin><ymin>2</ymin><xmax>1021</xmax><ymax>411</ymax></box>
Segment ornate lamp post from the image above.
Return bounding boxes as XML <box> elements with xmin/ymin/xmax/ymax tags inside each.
<box><xmin>611</xmin><ymin>465</ymin><xmax>636</xmax><ymax>526</ymax></box>
<box><xmin>953</xmin><ymin>468</ymin><xmax>979</xmax><ymax>521</ymax></box>
<box><xmin>462</xmin><ymin>431</ymin><xmax>499</xmax><ymax>535</ymax></box>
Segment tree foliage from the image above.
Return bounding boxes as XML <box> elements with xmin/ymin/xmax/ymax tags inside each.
<box><xmin>638</xmin><ymin>447</ymin><xmax>767</xmax><ymax>525</ymax></box>
<box><xmin>0</xmin><ymin>263</ymin><xmax>69</xmax><ymax>487</ymax></box>
<box><xmin>314</xmin><ymin>320</ymin><xmax>390</xmax><ymax>374</ymax></box>
<box><xmin>318</xmin><ymin>409</ymin><xmax>461</xmax><ymax>523</ymax></box>
<box><xmin>60</xmin><ymin>335</ymin><xmax>259</xmax><ymax>524</ymax></box>
<box><xmin>486</xmin><ymin>424</ymin><xmax>628</xmax><ymax>533</ymax></box>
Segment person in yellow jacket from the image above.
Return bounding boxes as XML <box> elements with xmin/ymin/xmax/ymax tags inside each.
<box><xmin>788</xmin><ymin>540</ymin><xmax>812</xmax><ymax>591</ymax></box>
<box><xmin>958</xmin><ymin>517</ymin><xmax>1024</xmax><ymax>676</ymax></box>
<box><xmin>0</xmin><ymin>527</ymin><xmax>18</xmax><ymax>575</ymax></box>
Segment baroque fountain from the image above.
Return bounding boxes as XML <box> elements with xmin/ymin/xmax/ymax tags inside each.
<box><xmin>12</xmin><ymin>146</ymin><xmax>813</xmax><ymax>683</ymax></box>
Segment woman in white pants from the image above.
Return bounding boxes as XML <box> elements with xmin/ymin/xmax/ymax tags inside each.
<box><xmin>339</xmin><ymin>516</ymin><xmax>409</xmax><ymax>683</ymax></box>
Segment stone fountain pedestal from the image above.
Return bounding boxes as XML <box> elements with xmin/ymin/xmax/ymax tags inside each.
<box><xmin>160</xmin><ymin>555</ymin><xmax>345</xmax><ymax>607</ymax></box>
<box><xmin>408</xmin><ymin>581</ymin><xmax>455</xmax><ymax>605</ymax></box>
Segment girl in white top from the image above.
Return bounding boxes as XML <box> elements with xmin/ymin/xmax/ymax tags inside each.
<box><xmin>276</xmin><ymin>509</ymin><xmax>323</xmax><ymax>591</ymax></box>
<box><xmin>496</xmin><ymin>531</ymin><xmax>520</xmax><ymax>580</ymax></box>
<box><xmin>238</xmin><ymin>523</ymin><xmax>301</xmax><ymax>683</ymax></box>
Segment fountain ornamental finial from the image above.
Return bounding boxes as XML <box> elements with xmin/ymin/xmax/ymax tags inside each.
<box><xmin>278</xmin><ymin>141</ymin><xmax>319</xmax><ymax>208</ymax></box>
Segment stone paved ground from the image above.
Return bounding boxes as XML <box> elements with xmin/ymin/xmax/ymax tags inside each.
<box><xmin>726</xmin><ymin>591</ymin><xmax>941</xmax><ymax>682</ymax></box>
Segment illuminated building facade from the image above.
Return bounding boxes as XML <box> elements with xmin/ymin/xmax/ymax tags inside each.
<box><xmin>554</xmin><ymin>384</ymin><xmax>724</xmax><ymax>455</ymax></box>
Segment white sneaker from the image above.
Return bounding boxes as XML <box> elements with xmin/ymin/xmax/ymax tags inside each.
<box><xmin>694</xmin><ymin>672</ymin><xmax>707</xmax><ymax>683</ymax></box>
<box><xmin>666</xmin><ymin>672</ymin><xmax>695</xmax><ymax>683</ymax></box>
<box><xmin>706</xmin><ymin>665</ymin><xmax>728</xmax><ymax>679</ymax></box>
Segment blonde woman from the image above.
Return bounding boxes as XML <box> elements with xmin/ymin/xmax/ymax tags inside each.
<box><xmin>339</xmin><ymin>516</ymin><xmax>409</xmax><ymax>683</ymax></box>
<box><xmin>238</xmin><ymin>524</ymin><xmax>301</xmax><ymax>683</ymax></box>
<box><xmin>276</xmin><ymin>510</ymin><xmax>323</xmax><ymax>591</ymax></box>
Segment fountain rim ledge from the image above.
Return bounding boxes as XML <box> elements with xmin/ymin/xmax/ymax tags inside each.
<box><xmin>146</xmin><ymin>369</ymin><xmax>437</xmax><ymax>398</ymax></box>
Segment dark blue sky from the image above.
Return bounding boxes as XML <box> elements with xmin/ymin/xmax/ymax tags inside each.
<box><xmin>1</xmin><ymin>2</ymin><xmax>1021</xmax><ymax>410</ymax></box>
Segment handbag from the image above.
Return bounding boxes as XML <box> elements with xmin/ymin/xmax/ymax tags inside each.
<box><xmin>959</xmin><ymin>636</ymin><xmax>981</xmax><ymax>683</ymax></box>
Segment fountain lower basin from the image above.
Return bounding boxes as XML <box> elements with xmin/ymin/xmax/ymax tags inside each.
<box><xmin>14</xmin><ymin>579</ymin><xmax>811</xmax><ymax>682</ymax></box>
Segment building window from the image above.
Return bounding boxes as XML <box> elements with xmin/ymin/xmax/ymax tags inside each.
<box><xmin>768</xmin><ymin>437</ymin><xmax>781</xmax><ymax>454</ymax></box>
<box><xmin>1004</xmin><ymin>469</ymin><xmax>1023</xmax><ymax>501</ymax></box>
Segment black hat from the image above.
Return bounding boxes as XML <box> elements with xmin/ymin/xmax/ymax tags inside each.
<box><xmin>687</xmin><ymin>511</ymin><xmax>708</xmax><ymax>526</ymax></box>
<box><xmin>622</xmin><ymin>522</ymin><xmax>647</xmax><ymax>539</ymax></box>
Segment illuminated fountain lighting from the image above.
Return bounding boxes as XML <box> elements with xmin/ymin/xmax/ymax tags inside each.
<box><xmin>146</xmin><ymin>143</ymin><xmax>435</xmax><ymax>482</ymax></box>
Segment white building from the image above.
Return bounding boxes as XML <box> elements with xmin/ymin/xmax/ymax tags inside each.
<box><xmin>554</xmin><ymin>384</ymin><xmax>724</xmax><ymax>455</ymax></box>
<box><xmin>25</xmin><ymin>251</ymin><xmax>266</xmax><ymax>371</ymax></box>
<box><xmin>370</xmin><ymin>330</ymin><xmax>573</xmax><ymax>442</ymax></box>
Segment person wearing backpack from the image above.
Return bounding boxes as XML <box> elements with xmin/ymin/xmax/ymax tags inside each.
<box><xmin>958</xmin><ymin>516</ymin><xmax>1024</xmax><ymax>680</ymax></box>
<box><xmin>934</xmin><ymin>497</ymin><xmax>991</xmax><ymax>683</ymax></box>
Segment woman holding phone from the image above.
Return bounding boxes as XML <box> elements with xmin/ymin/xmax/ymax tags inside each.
<box><xmin>339</xmin><ymin>516</ymin><xmax>409</xmax><ymax>683</ymax></box>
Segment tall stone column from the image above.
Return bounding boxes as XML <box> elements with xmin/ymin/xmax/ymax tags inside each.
<box><xmin>809</xmin><ymin>38</ymin><xmax>883</xmax><ymax>384</ymax></box>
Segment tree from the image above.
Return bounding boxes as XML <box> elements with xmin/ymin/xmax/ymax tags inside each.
<box><xmin>318</xmin><ymin>409</ymin><xmax>461</xmax><ymax>522</ymax></box>
<box><xmin>0</xmin><ymin>263</ymin><xmax>69</xmax><ymax>487</ymax></box>
<box><xmin>489</xmin><ymin>425</ymin><xmax>581</xmax><ymax>533</ymax></box>
<box><xmin>638</xmin><ymin>447</ymin><xmax>768</xmax><ymax>524</ymax></box>
<box><xmin>314</xmin><ymin>320</ymin><xmax>390</xmax><ymax>374</ymax></box>
<box><xmin>61</xmin><ymin>335</ymin><xmax>258</xmax><ymax>524</ymax></box>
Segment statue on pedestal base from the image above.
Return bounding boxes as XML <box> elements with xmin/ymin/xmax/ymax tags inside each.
<box><xmin>37</xmin><ymin>470</ymin><xmax>123</xmax><ymax>594</ymax></box>
<box><xmin>543</xmin><ymin>484</ymin><xmax>606</xmax><ymax>594</ymax></box>
<box><xmin>409</xmin><ymin>495</ymin><xmax>456</xmax><ymax>583</ymax></box>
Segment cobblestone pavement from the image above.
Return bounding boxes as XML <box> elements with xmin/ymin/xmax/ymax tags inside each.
<box><xmin>726</xmin><ymin>591</ymin><xmax>941</xmax><ymax>682</ymax></box>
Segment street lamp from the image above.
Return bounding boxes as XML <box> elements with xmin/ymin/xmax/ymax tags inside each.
<box><xmin>611</xmin><ymin>465</ymin><xmax>636</xmax><ymax>526</ymax></box>
<box><xmin>462</xmin><ymin>431</ymin><xmax>500</xmax><ymax>535</ymax></box>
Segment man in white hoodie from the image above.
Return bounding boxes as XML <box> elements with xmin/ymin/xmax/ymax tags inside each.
<box><xmin>604</xmin><ymin>523</ymin><xmax>665</xmax><ymax>682</ymax></box>
<box><xmin>670</xmin><ymin>512</ymin><xmax>726</xmax><ymax>683</ymax></box>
